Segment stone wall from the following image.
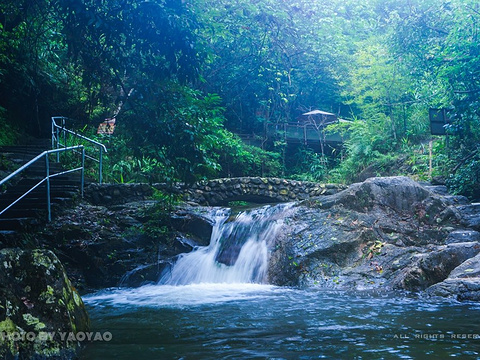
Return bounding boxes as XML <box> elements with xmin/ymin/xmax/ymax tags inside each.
<box><xmin>85</xmin><ymin>177</ymin><xmax>347</xmax><ymax>206</ymax></box>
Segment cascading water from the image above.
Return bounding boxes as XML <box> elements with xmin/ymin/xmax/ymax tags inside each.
<box><xmin>82</xmin><ymin>202</ymin><xmax>480</xmax><ymax>360</ymax></box>
<box><xmin>159</xmin><ymin>203</ymin><xmax>294</xmax><ymax>285</ymax></box>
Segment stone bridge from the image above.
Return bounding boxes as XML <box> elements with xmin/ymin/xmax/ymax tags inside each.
<box><xmin>179</xmin><ymin>177</ymin><xmax>345</xmax><ymax>205</ymax></box>
<box><xmin>170</xmin><ymin>177</ymin><xmax>346</xmax><ymax>206</ymax></box>
<box><xmin>86</xmin><ymin>177</ymin><xmax>346</xmax><ymax>207</ymax></box>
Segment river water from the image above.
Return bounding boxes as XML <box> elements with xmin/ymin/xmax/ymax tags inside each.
<box><xmin>80</xmin><ymin>204</ymin><xmax>480</xmax><ymax>359</ymax></box>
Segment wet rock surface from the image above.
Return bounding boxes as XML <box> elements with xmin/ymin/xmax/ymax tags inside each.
<box><xmin>7</xmin><ymin>175</ymin><xmax>480</xmax><ymax>358</ymax></box>
<box><xmin>0</xmin><ymin>248</ymin><xmax>89</xmax><ymax>359</ymax></box>
<box><xmin>267</xmin><ymin>176</ymin><xmax>480</xmax><ymax>302</ymax></box>
<box><xmin>7</xmin><ymin>175</ymin><xmax>480</xmax><ymax>307</ymax></box>
<box><xmin>37</xmin><ymin>201</ymin><xmax>216</xmax><ymax>292</ymax></box>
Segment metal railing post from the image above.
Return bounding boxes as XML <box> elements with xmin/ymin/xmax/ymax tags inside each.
<box><xmin>0</xmin><ymin>145</ymin><xmax>85</xmax><ymax>221</ymax></box>
<box><xmin>46</xmin><ymin>154</ymin><xmax>51</xmax><ymax>222</ymax></box>
<box><xmin>81</xmin><ymin>147</ymin><xmax>85</xmax><ymax>197</ymax></box>
<box><xmin>51</xmin><ymin>119</ymin><xmax>55</xmax><ymax>151</ymax></box>
<box><xmin>51</xmin><ymin>116</ymin><xmax>107</xmax><ymax>184</ymax></box>
<box><xmin>99</xmin><ymin>147</ymin><xmax>103</xmax><ymax>184</ymax></box>
<box><xmin>62</xmin><ymin>117</ymin><xmax>67</xmax><ymax>152</ymax></box>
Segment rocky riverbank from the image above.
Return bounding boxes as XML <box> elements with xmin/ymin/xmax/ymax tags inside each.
<box><xmin>4</xmin><ymin>175</ymin><xmax>480</xmax><ymax>358</ymax></box>
<box><xmin>268</xmin><ymin>176</ymin><xmax>480</xmax><ymax>301</ymax></box>
<box><xmin>39</xmin><ymin>176</ymin><xmax>480</xmax><ymax>302</ymax></box>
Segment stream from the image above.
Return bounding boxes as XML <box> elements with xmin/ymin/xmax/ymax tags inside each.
<box><xmin>80</xmin><ymin>204</ymin><xmax>480</xmax><ymax>359</ymax></box>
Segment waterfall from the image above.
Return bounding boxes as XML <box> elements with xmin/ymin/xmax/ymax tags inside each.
<box><xmin>159</xmin><ymin>203</ymin><xmax>294</xmax><ymax>285</ymax></box>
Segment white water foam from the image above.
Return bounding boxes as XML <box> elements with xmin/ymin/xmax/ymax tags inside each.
<box><xmin>84</xmin><ymin>283</ymin><xmax>279</xmax><ymax>308</ymax></box>
<box><xmin>159</xmin><ymin>203</ymin><xmax>294</xmax><ymax>285</ymax></box>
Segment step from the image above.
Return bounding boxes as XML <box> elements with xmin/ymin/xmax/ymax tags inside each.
<box><xmin>0</xmin><ymin>197</ymin><xmax>74</xmax><ymax>212</ymax></box>
<box><xmin>0</xmin><ymin>138</ymin><xmax>87</xmax><ymax>232</ymax></box>
<box><xmin>0</xmin><ymin>201</ymin><xmax>64</xmax><ymax>218</ymax></box>
<box><xmin>16</xmin><ymin>178</ymin><xmax>82</xmax><ymax>187</ymax></box>
<box><xmin>0</xmin><ymin>218</ymin><xmax>37</xmax><ymax>231</ymax></box>
<box><xmin>2</xmin><ymin>188</ymin><xmax>83</xmax><ymax>198</ymax></box>
<box><xmin>0</xmin><ymin>230</ymin><xmax>18</xmax><ymax>245</ymax></box>
<box><xmin>3</xmin><ymin>182</ymin><xmax>81</xmax><ymax>192</ymax></box>
<box><xmin>0</xmin><ymin>208</ymin><xmax>45</xmax><ymax>219</ymax></box>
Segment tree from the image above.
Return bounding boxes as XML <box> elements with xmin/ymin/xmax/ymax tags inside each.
<box><xmin>388</xmin><ymin>0</ymin><xmax>480</xmax><ymax>197</ymax></box>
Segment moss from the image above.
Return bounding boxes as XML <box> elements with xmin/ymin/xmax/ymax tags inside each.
<box><xmin>0</xmin><ymin>317</ymin><xmax>17</xmax><ymax>333</ymax></box>
<box><xmin>72</xmin><ymin>290</ymin><xmax>82</xmax><ymax>308</ymax></box>
<box><xmin>0</xmin><ymin>249</ymin><xmax>89</xmax><ymax>359</ymax></box>
<box><xmin>32</xmin><ymin>250</ymin><xmax>57</xmax><ymax>274</ymax></box>
<box><xmin>22</xmin><ymin>313</ymin><xmax>46</xmax><ymax>331</ymax></box>
<box><xmin>33</xmin><ymin>343</ymin><xmax>63</xmax><ymax>358</ymax></box>
<box><xmin>0</xmin><ymin>317</ymin><xmax>20</xmax><ymax>357</ymax></box>
<box><xmin>39</xmin><ymin>285</ymin><xmax>56</xmax><ymax>304</ymax></box>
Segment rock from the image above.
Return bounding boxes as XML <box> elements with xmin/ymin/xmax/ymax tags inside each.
<box><xmin>0</xmin><ymin>248</ymin><xmax>89</xmax><ymax>359</ymax></box>
<box><xmin>426</xmin><ymin>253</ymin><xmax>480</xmax><ymax>301</ymax></box>
<box><xmin>119</xmin><ymin>262</ymin><xmax>169</xmax><ymax>287</ymax></box>
<box><xmin>392</xmin><ymin>242</ymin><xmax>480</xmax><ymax>291</ymax></box>
<box><xmin>446</xmin><ymin>230</ymin><xmax>480</xmax><ymax>244</ymax></box>
<box><xmin>170</xmin><ymin>206</ymin><xmax>215</xmax><ymax>245</ymax></box>
<box><xmin>330</xmin><ymin>176</ymin><xmax>431</xmax><ymax>213</ymax></box>
<box><xmin>448</xmin><ymin>253</ymin><xmax>480</xmax><ymax>278</ymax></box>
<box><xmin>33</xmin><ymin>175</ymin><xmax>480</xmax><ymax>302</ymax></box>
<box><xmin>431</xmin><ymin>176</ymin><xmax>446</xmax><ymax>185</ymax></box>
<box><xmin>39</xmin><ymin>201</ymin><xmax>212</xmax><ymax>292</ymax></box>
<box><xmin>427</xmin><ymin>278</ymin><xmax>480</xmax><ymax>301</ymax></box>
<box><xmin>457</xmin><ymin>203</ymin><xmax>480</xmax><ymax>230</ymax></box>
<box><xmin>268</xmin><ymin>176</ymin><xmax>472</xmax><ymax>294</ymax></box>
<box><xmin>424</xmin><ymin>185</ymin><xmax>449</xmax><ymax>195</ymax></box>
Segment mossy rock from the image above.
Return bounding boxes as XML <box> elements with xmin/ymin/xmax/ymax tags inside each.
<box><xmin>0</xmin><ymin>248</ymin><xmax>89</xmax><ymax>359</ymax></box>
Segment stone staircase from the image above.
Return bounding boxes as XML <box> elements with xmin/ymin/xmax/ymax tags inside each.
<box><xmin>0</xmin><ymin>139</ymin><xmax>83</xmax><ymax>243</ymax></box>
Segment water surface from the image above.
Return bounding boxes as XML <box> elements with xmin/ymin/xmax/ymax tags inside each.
<box><xmin>81</xmin><ymin>284</ymin><xmax>480</xmax><ymax>359</ymax></box>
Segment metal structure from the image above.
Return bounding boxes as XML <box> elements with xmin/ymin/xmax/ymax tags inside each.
<box><xmin>51</xmin><ymin>116</ymin><xmax>108</xmax><ymax>183</ymax></box>
<box><xmin>266</xmin><ymin>123</ymin><xmax>344</xmax><ymax>145</ymax></box>
<box><xmin>0</xmin><ymin>146</ymin><xmax>85</xmax><ymax>222</ymax></box>
<box><xmin>265</xmin><ymin>110</ymin><xmax>346</xmax><ymax>148</ymax></box>
<box><xmin>429</xmin><ymin>108</ymin><xmax>449</xmax><ymax>136</ymax></box>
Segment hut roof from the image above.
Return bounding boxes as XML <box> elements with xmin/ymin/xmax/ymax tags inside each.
<box><xmin>301</xmin><ymin>110</ymin><xmax>336</xmax><ymax>116</ymax></box>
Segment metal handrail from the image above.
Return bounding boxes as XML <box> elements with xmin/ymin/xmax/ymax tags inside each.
<box><xmin>51</xmin><ymin>116</ymin><xmax>107</xmax><ymax>183</ymax></box>
<box><xmin>0</xmin><ymin>146</ymin><xmax>85</xmax><ymax>222</ymax></box>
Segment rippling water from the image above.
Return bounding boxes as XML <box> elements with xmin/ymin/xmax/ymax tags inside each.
<box><xmin>80</xmin><ymin>284</ymin><xmax>480</xmax><ymax>359</ymax></box>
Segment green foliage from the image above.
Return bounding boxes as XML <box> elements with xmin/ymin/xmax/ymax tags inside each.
<box><xmin>141</xmin><ymin>189</ymin><xmax>180</xmax><ymax>239</ymax></box>
<box><xmin>0</xmin><ymin>107</ymin><xmax>20</xmax><ymax>146</ymax></box>
<box><xmin>219</xmin><ymin>142</ymin><xmax>282</xmax><ymax>178</ymax></box>
<box><xmin>2</xmin><ymin>0</ymin><xmax>480</xmax><ymax>197</ymax></box>
<box><xmin>120</xmin><ymin>86</ymin><xmax>246</xmax><ymax>183</ymax></box>
<box><xmin>196</xmin><ymin>0</ymin><xmax>348</xmax><ymax>133</ymax></box>
<box><xmin>446</xmin><ymin>157</ymin><xmax>480</xmax><ymax>198</ymax></box>
<box><xmin>287</xmin><ymin>147</ymin><xmax>327</xmax><ymax>182</ymax></box>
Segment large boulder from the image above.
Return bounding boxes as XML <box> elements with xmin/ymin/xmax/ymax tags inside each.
<box><xmin>267</xmin><ymin>176</ymin><xmax>474</xmax><ymax>295</ymax></box>
<box><xmin>0</xmin><ymin>248</ymin><xmax>89</xmax><ymax>359</ymax></box>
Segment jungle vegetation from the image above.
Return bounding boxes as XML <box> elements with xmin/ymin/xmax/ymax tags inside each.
<box><xmin>1</xmin><ymin>0</ymin><xmax>480</xmax><ymax>198</ymax></box>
